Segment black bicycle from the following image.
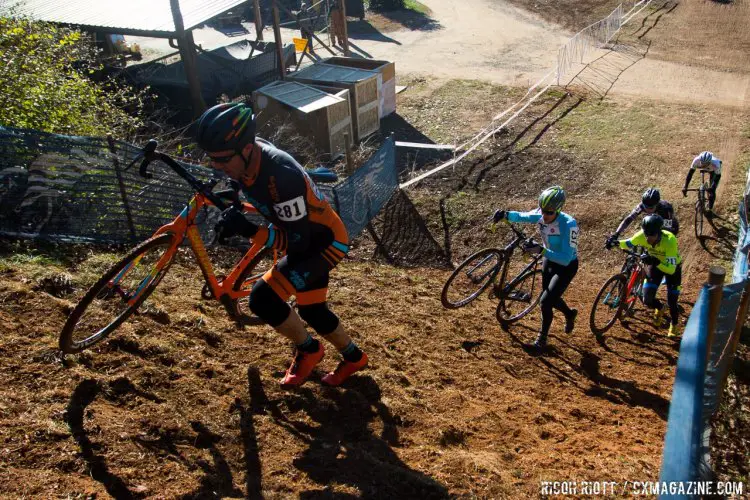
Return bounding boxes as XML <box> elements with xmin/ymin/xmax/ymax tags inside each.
<box><xmin>441</xmin><ymin>223</ymin><xmax>543</xmax><ymax>328</ymax></box>
<box><xmin>686</xmin><ymin>170</ymin><xmax>712</xmax><ymax>239</ymax></box>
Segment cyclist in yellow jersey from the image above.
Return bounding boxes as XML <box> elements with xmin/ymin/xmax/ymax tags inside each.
<box><xmin>617</xmin><ymin>214</ymin><xmax>682</xmax><ymax>336</ymax></box>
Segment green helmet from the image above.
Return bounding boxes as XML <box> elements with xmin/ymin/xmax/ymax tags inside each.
<box><xmin>539</xmin><ymin>186</ymin><xmax>566</xmax><ymax>213</ymax></box>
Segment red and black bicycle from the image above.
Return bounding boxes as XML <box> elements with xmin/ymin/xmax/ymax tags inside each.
<box><xmin>588</xmin><ymin>248</ymin><xmax>647</xmax><ymax>336</ymax></box>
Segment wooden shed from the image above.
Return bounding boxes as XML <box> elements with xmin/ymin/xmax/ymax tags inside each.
<box><xmin>252</xmin><ymin>81</ymin><xmax>353</xmax><ymax>155</ymax></box>
<box><xmin>322</xmin><ymin>57</ymin><xmax>396</xmax><ymax>118</ymax></box>
<box><xmin>288</xmin><ymin>63</ymin><xmax>380</xmax><ymax>142</ymax></box>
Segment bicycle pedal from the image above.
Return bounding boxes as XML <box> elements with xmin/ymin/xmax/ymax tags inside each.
<box><xmin>507</xmin><ymin>291</ymin><xmax>530</xmax><ymax>301</ymax></box>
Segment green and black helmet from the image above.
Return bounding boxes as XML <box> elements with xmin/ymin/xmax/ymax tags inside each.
<box><xmin>195</xmin><ymin>103</ymin><xmax>256</xmax><ymax>153</ymax></box>
<box><xmin>642</xmin><ymin>214</ymin><xmax>664</xmax><ymax>236</ymax></box>
<box><xmin>538</xmin><ymin>186</ymin><xmax>566</xmax><ymax>213</ymax></box>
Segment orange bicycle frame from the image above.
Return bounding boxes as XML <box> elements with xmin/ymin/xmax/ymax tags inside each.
<box><xmin>140</xmin><ymin>192</ymin><xmax>276</xmax><ymax>306</ymax></box>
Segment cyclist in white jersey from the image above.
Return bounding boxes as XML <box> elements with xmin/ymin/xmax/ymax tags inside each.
<box><xmin>682</xmin><ymin>151</ymin><xmax>722</xmax><ymax>211</ymax></box>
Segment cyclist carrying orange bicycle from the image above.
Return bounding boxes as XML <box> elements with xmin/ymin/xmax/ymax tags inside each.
<box><xmin>196</xmin><ymin>102</ymin><xmax>367</xmax><ymax>387</ymax></box>
<box><xmin>614</xmin><ymin>214</ymin><xmax>682</xmax><ymax>337</ymax></box>
<box><xmin>493</xmin><ymin>186</ymin><xmax>579</xmax><ymax>352</ymax></box>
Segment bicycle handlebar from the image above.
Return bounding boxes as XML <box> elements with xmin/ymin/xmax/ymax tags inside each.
<box><xmin>620</xmin><ymin>248</ymin><xmax>648</xmax><ymax>260</ymax></box>
<box><xmin>136</xmin><ymin>139</ymin><xmax>233</xmax><ymax>212</ymax></box>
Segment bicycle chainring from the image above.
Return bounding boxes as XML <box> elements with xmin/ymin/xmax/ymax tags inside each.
<box><xmin>201</xmin><ymin>275</ymin><xmax>225</xmax><ymax>300</ymax></box>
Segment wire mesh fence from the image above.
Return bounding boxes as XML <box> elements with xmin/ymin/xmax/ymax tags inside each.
<box><xmin>0</xmin><ymin>126</ymin><xmax>397</xmax><ymax>246</ymax></box>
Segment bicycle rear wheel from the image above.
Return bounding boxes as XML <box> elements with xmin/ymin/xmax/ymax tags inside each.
<box><xmin>496</xmin><ymin>268</ymin><xmax>543</xmax><ymax>326</ymax></box>
<box><xmin>589</xmin><ymin>274</ymin><xmax>627</xmax><ymax>336</ymax></box>
<box><xmin>59</xmin><ymin>233</ymin><xmax>177</xmax><ymax>354</ymax></box>
<box><xmin>441</xmin><ymin>248</ymin><xmax>503</xmax><ymax>309</ymax></box>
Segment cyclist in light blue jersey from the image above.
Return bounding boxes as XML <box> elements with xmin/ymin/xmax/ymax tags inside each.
<box><xmin>493</xmin><ymin>186</ymin><xmax>580</xmax><ymax>352</ymax></box>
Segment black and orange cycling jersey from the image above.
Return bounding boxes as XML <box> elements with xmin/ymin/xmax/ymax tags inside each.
<box><xmin>240</xmin><ymin>139</ymin><xmax>349</xmax><ymax>305</ymax></box>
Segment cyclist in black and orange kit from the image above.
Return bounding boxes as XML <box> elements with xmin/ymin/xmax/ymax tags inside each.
<box><xmin>195</xmin><ymin>102</ymin><xmax>367</xmax><ymax>387</ymax></box>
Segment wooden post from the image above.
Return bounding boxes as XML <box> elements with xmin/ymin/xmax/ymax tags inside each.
<box><xmin>344</xmin><ymin>132</ymin><xmax>353</xmax><ymax>174</ymax></box>
<box><xmin>106</xmin><ymin>135</ymin><xmax>136</xmax><ymax>241</ymax></box>
<box><xmin>705</xmin><ymin>266</ymin><xmax>726</xmax><ymax>366</ymax></box>
<box><xmin>338</xmin><ymin>0</ymin><xmax>349</xmax><ymax>56</ymax></box>
<box><xmin>170</xmin><ymin>0</ymin><xmax>206</xmax><ymax>116</ymax></box>
<box><xmin>272</xmin><ymin>1</ymin><xmax>286</xmax><ymax>79</ymax></box>
<box><xmin>253</xmin><ymin>0</ymin><xmax>264</xmax><ymax>40</ymax></box>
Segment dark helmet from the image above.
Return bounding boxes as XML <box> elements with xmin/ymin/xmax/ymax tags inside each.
<box><xmin>195</xmin><ymin>103</ymin><xmax>256</xmax><ymax>153</ymax></box>
<box><xmin>642</xmin><ymin>187</ymin><xmax>660</xmax><ymax>208</ymax></box>
<box><xmin>642</xmin><ymin>214</ymin><xmax>664</xmax><ymax>236</ymax></box>
<box><xmin>538</xmin><ymin>186</ymin><xmax>566</xmax><ymax>213</ymax></box>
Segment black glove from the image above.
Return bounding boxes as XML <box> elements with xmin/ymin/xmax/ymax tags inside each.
<box><xmin>642</xmin><ymin>255</ymin><xmax>661</xmax><ymax>266</ymax></box>
<box><xmin>605</xmin><ymin>234</ymin><xmax>619</xmax><ymax>250</ymax></box>
<box><xmin>523</xmin><ymin>241</ymin><xmax>544</xmax><ymax>255</ymax></box>
<box><xmin>493</xmin><ymin>209</ymin><xmax>507</xmax><ymax>223</ymax></box>
<box><xmin>682</xmin><ymin>188</ymin><xmax>688</xmax><ymax>198</ymax></box>
<box><xmin>215</xmin><ymin>206</ymin><xmax>258</xmax><ymax>243</ymax></box>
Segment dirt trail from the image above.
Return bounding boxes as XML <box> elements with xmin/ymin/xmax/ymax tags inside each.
<box><xmin>355</xmin><ymin>0</ymin><xmax>750</xmax><ymax>108</ymax></box>
<box><xmin>342</xmin><ymin>0</ymin><xmax>570</xmax><ymax>86</ymax></box>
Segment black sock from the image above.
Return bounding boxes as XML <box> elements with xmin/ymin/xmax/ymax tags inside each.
<box><xmin>297</xmin><ymin>335</ymin><xmax>320</xmax><ymax>353</ymax></box>
<box><xmin>340</xmin><ymin>341</ymin><xmax>363</xmax><ymax>362</ymax></box>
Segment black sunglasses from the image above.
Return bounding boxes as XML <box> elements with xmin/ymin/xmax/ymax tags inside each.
<box><xmin>542</xmin><ymin>210</ymin><xmax>557</xmax><ymax>216</ymax></box>
<box><xmin>209</xmin><ymin>153</ymin><xmax>236</xmax><ymax>164</ymax></box>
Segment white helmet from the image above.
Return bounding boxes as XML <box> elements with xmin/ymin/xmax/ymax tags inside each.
<box><xmin>699</xmin><ymin>151</ymin><xmax>713</xmax><ymax>166</ymax></box>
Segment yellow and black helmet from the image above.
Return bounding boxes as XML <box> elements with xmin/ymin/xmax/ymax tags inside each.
<box><xmin>538</xmin><ymin>186</ymin><xmax>566</xmax><ymax>213</ymax></box>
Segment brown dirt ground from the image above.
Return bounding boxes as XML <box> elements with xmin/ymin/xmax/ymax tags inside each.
<box><xmin>1</xmin><ymin>1</ymin><xmax>749</xmax><ymax>498</ymax></box>
<box><xmin>502</xmin><ymin>0</ymin><xmax>624</xmax><ymax>31</ymax></box>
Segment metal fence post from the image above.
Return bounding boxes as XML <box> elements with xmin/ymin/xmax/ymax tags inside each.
<box><xmin>705</xmin><ymin>266</ymin><xmax>726</xmax><ymax>366</ymax></box>
<box><xmin>106</xmin><ymin>135</ymin><xmax>137</xmax><ymax>241</ymax></box>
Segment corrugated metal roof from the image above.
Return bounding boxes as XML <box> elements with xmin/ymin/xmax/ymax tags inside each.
<box><xmin>257</xmin><ymin>81</ymin><xmax>344</xmax><ymax>113</ymax></box>
<box><xmin>1</xmin><ymin>0</ymin><xmax>248</xmax><ymax>37</ymax></box>
<box><xmin>291</xmin><ymin>63</ymin><xmax>379</xmax><ymax>84</ymax></box>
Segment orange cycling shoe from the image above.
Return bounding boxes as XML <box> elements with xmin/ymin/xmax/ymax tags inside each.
<box><xmin>281</xmin><ymin>343</ymin><xmax>325</xmax><ymax>387</ymax></box>
<box><xmin>321</xmin><ymin>352</ymin><xmax>369</xmax><ymax>387</ymax></box>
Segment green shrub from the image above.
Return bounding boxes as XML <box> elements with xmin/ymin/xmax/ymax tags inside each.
<box><xmin>0</xmin><ymin>15</ymin><xmax>146</xmax><ymax>137</ymax></box>
<box><xmin>368</xmin><ymin>0</ymin><xmax>405</xmax><ymax>11</ymax></box>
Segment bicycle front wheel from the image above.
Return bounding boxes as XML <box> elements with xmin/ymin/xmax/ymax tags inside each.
<box><xmin>589</xmin><ymin>274</ymin><xmax>627</xmax><ymax>336</ymax></box>
<box><xmin>694</xmin><ymin>193</ymin><xmax>705</xmax><ymax>239</ymax></box>
<box><xmin>59</xmin><ymin>233</ymin><xmax>177</xmax><ymax>354</ymax></box>
<box><xmin>441</xmin><ymin>248</ymin><xmax>503</xmax><ymax>309</ymax></box>
<box><xmin>496</xmin><ymin>268</ymin><xmax>542</xmax><ymax>326</ymax></box>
